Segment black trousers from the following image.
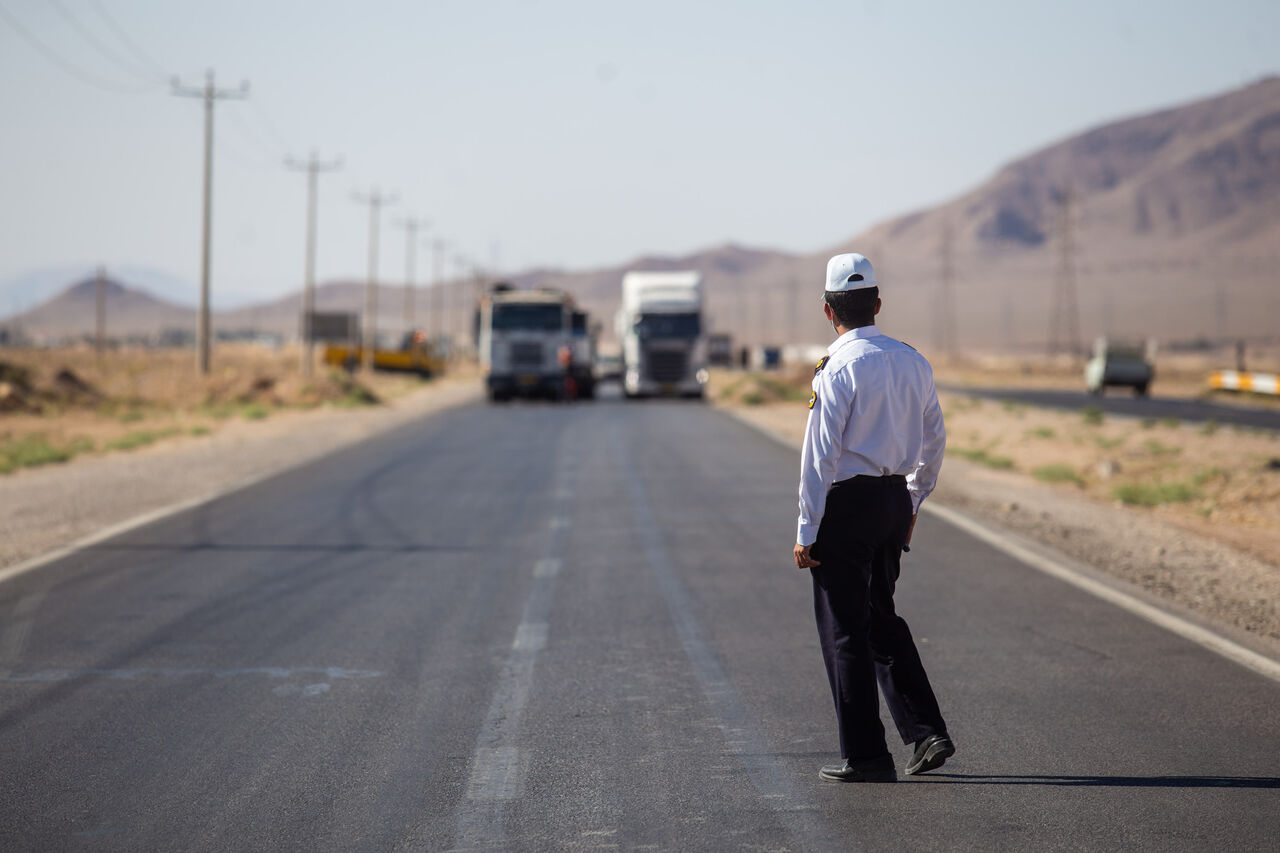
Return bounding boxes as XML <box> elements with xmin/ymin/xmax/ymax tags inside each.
<box><xmin>810</xmin><ymin>475</ymin><xmax>947</xmax><ymax>760</ymax></box>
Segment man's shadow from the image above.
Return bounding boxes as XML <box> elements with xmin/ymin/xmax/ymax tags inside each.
<box><xmin>916</xmin><ymin>774</ymin><xmax>1280</xmax><ymax>789</ymax></box>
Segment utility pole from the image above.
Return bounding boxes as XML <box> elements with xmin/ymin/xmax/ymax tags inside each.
<box><xmin>452</xmin><ymin>252</ymin><xmax>467</xmax><ymax>354</ymax></box>
<box><xmin>430</xmin><ymin>238</ymin><xmax>449</xmax><ymax>346</ymax></box>
<box><xmin>171</xmin><ymin>69</ymin><xmax>249</xmax><ymax>375</ymax></box>
<box><xmin>95</xmin><ymin>265</ymin><xmax>106</xmax><ymax>362</ymax></box>
<box><xmin>394</xmin><ymin>216</ymin><xmax>430</xmax><ymax>335</ymax></box>
<box><xmin>352</xmin><ymin>189</ymin><xmax>397</xmax><ymax>372</ymax></box>
<box><xmin>1048</xmin><ymin>186</ymin><xmax>1081</xmax><ymax>358</ymax></box>
<box><xmin>285</xmin><ymin>151</ymin><xmax>342</xmax><ymax>378</ymax></box>
<box><xmin>935</xmin><ymin>224</ymin><xmax>957</xmax><ymax>357</ymax></box>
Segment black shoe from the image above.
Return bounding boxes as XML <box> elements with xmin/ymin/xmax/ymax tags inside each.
<box><xmin>904</xmin><ymin>734</ymin><xmax>955</xmax><ymax>776</ymax></box>
<box><xmin>819</xmin><ymin>756</ymin><xmax>897</xmax><ymax>783</ymax></box>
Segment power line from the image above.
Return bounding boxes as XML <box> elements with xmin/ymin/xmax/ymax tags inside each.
<box><xmin>0</xmin><ymin>4</ymin><xmax>156</xmax><ymax>93</ymax></box>
<box><xmin>88</xmin><ymin>0</ymin><xmax>168</xmax><ymax>78</ymax></box>
<box><xmin>49</xmin><ymin>0</ymin><xmax>163</xmax><ymax>84</ymax></box>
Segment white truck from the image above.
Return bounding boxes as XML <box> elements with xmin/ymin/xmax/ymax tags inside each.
<box><xmin>615</xmin><ymin>270</ymin><xmax>708</xmax><ymax>399</ymax></box>
<box><xmin>479</xmin><ymin>287</ymin><xmax>571</xmax><ymax>402</ymax></box>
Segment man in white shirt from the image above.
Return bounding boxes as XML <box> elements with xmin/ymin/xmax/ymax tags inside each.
<box><xmin>793</xmin><ymin>252</ymin><xmax>953</xmax><ymax>784</ymax></box>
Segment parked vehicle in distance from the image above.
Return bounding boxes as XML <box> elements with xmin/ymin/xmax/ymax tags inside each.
<box><xmin>566</xmin><ymin>309</ymin><xmax>597</xmax><ymax>400</ymax></box>
<box><xmin>1085</xmin><ymin>337</ymin><xmax>1155</xmax><ymax>396</ymax></box>
<box><xmin>707</xmin><ymin>333</ymin><xmax>734</xmax><ymax>367</ymax></box>
<box><xmin>615</xmin><ymin>270</ymin><xmax>708</xmax><ymax>398</ymax></box>
<box><xmin>323</xmin><ymin>329</ymin><xmax>442</xmax><ymax>377</ymax></box>
<box><xmin>593</xmin><ymin>352</ymin><xmax>623</xmax><ymax>383</ymax></box>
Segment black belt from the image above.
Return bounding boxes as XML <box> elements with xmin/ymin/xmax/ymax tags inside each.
<box><xmin>833</xmin><ymin>474</ymin><xmax>906</xmax><ymax>486</ymax></box>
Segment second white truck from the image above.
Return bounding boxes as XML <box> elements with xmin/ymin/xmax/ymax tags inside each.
<box><xmin>615</xmin><ymin>270</ymin><xmax>708</xmax><ymax>398</ymax></box>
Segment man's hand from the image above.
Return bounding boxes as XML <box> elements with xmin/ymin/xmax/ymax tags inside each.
<box><xmin>794</xmin><ymin>543</ymin><xmax>821</xmax><ymax>570</ymax></box>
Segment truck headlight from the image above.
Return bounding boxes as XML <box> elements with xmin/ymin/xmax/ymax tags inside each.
<box><xmin>696</xmin><ymin>368</ymin><xmax>709</xmax><ymax>384</ymax></box>
<box><xmin>627</xmin><ymin>369</ymin><xmax>640</xmax><ymax>385</ymax></box>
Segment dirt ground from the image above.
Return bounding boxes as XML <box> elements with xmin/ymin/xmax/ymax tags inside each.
<box><xmin>0</xmin><ymin>345</ymin><xmax>444</xmax><ymax>474</ymax></box>
<box><xmin>713</xmin><ymin>365</ymin><xmax>1280</xmax><ymax>657</ymax></box>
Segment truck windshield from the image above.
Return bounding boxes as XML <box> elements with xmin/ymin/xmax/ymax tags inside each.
<box><xmin>491</xmin><ymin>304</ymin><xmax>563</xmax><ymax>331</ymax></box>
<box><xmin>570</xmin><ymin>311</ymin><xmax>588</xmax><ymax>337</ymax></box>
<box><xmin>635</xmin><ymin>313</ymin><xmax>700</xmax><ymax>339</ymax></box>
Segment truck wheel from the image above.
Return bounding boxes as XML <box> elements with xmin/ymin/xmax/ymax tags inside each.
<box><xmin>1134</xmin><ymin>384</ymin><xmax>1149</xmax><ymax>397</ymax></box>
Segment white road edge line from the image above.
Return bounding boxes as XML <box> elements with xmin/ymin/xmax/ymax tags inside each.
<box><xmin>0</xmin><ymin>390</ymin><xmax>482</xmax><ymax>589</ymax></box>
<box><xmin>720</xmin><ymin>407</ymin><xmax>1280</xmax><ymax>685</ymax></box>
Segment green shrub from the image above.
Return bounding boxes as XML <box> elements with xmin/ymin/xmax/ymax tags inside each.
<box><xmin>1143</xmin><ymin>438</ymin><xmax>1181</xmax><ymax>456</ymax></box>
<box><xmin>1198</xmin><ymin>420</ymin><xmax>1219</xmax><ymax>436</ymax></box>
<box><xmin>1026</xmin><ymin>427</ymin><xmax>1056</xmax><ymax>439</ymax></box>
<box><xmin>1112</xmin><ymin>481</ymin><xmax>1198</xmax><ymax>506</ymax></box>
<box><xmin>1033</xmin><ymin>464</ymin><xmax>1084</xmax><ymax>485</ymax></box>
<box><xmin>951</xmin><ymin>447</ymin><xmax>1015</xmax><ymax>470</ymax></box>
<box><xmin>1081</xmin><ymin>406</ymin><xmax>1104</xmax><ymax>426</ymax></box>
<box><xmin>105</xmin><ymin>427</ymin><xmax>181</xmax><ymax>452</ymax></box>
<box><xmin>240</xmin><ymin>403</ymin><xmax>271</xmax><ymax>420</ymax></box>
<box><xmin>0</xmin><ymin>435</ymin><xmax>73</xmax><ymax>473</ymax></box>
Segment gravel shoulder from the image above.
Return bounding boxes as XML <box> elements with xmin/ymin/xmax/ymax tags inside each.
<box><xmin>724</xmin><ymin>400</ymin><xmax>1280</xmax><ymax>663</ymax></box>
<box><xmin>1</xmin><ymin>377</ymin><xmax>481</xmax><ymax>571</ymax></box>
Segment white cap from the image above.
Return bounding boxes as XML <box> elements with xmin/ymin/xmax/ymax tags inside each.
<box><xmin>825</xmin><ymin>253</ymin><xmax>877</xmax><ymax>292</ymax></box>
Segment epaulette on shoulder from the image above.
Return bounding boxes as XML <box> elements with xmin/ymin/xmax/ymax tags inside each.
<box><xmin>814</xmin><ymin>355</ymin><xmax>829</xmax><ymax>375</ymax></box>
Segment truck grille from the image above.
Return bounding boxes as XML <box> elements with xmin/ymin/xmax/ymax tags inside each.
<box><xmin>646</xmin><ymin>350</ymin><xmax>687</xmax><ymax>382</ymax></box>
<box><xmin>511</xmin><ymin>342</ymin><xmax>543</xmax><ymax>367</ymax></box>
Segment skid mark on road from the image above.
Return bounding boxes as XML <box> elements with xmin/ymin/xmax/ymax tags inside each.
<box><xmin>617</xmin><ymin>436</ymin><xmax>846</xmax><ymax>853</ymax></box>
<box><xmin>451</xmin><ymin>454</ymin><xmax>579</xmax><ymax>851</ymax></box>
<box><xmin>0</xmin><ymin>590</ymin><xmax>48</xmax><ymax>679</ymax></box>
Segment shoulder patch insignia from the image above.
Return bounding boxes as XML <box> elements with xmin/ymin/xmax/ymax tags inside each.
<box><xmin>808</xmin><ymin>390</ymin><xmax>817</xmax><ymax>410</ymax></box>
<box><xmin>813</xmin><ymin>355</ymin><xmax>829</xmax><ymax>375</ymax></box>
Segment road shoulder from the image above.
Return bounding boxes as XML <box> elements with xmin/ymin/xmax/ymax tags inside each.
<box><xmin>718</xmin><ymin>400</ymin><xmax>1280</xmax><ymax>670</ymax></box>
<box><xmin>1</xmin><ymin>379</ymin><xmax>481</xmax><ymax>578</ymax></box>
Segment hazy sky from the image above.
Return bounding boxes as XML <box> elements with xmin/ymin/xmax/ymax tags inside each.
<box><xmin>2</xmin><ymin>0</ymin><xmax>1277</xmax><ymax>310</ymax></box>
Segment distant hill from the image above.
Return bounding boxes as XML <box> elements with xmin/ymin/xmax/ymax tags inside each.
<box><xmin>7</xmin><ymin>77</ymin><xmax>1278</xmax><ymax>353</ymax></box>
<box><xmin>2</xmin><ymin>275</ymin><xmax>195</xmax><ymax>341</ymax></box>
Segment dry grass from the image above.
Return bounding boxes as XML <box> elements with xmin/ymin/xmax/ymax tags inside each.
<box><xmin>708</xmin><ymin>365</ymin><xmax>1280</xmax><ymax>567</ymax></box>
<box><xmin>0</xmin><ymin>344</ymin><xmax>439</xmax><ymax>474</ymax></box>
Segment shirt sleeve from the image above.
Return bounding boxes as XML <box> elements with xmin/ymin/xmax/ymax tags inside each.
<box><xmin>906</xmin><ymin>367</ymin><xmax>946</xmax><ymax>514</ymax></box>
<box><xmin>796</xmin><ymin>366</ymin><xmax>852</xmax><ymax>545</ymax></box>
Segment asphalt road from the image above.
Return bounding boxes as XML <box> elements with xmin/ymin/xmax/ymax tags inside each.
<box><xmin>2</xmin><ymin>395</ymin><xmax>1278</xmax><ymax>851</ymax></box>
<box><xmin>941</xmin><ymin>384</ymin><xmax>1280</xmax><ymax>431</ymax></box>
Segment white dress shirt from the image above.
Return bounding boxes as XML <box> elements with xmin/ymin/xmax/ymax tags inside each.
<box><xmin>796</xmin><ymin>324</ymin><xmax>946</xmax><ymax>546</ymax></box>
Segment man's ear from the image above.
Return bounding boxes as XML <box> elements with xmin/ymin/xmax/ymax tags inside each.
<box><xmin>874</xmin><ymin>297</ymin><xmax>882</xmax><ymax>316</ymax></box>
<box><xmin>823</xmin><ymin>302</ymin><xmax>834</xmax><ymax>322</ymax></box>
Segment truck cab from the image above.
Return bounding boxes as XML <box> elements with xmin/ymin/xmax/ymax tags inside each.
<box><xmin>480</xmin><ymin>289</ymin><xmax>572</xmax><ymax>402</ymax></box>
<box><xmin>616</xmin><ymin>271</ymin><xmax>708</xmax><ymax>399</ymax></box>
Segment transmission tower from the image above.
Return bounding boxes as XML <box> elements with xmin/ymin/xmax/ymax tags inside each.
<box><xmin>352</xmin><ymin>188</ymin><xmax>398</xmax><ymax>372</ymax></box>
<box><xmin>171</xmin><ymin>69</ymin><xmax>249</xmax><ymax>375</ymax></box>
<box><xmin>934</xmin><ymin>224</ymin><xmax>957</xmax><ymax>357</ymax></box>
<box><xmin>1048</xmin><ymin>187</ymin><xmax>1081</xmax><ymax>358</ymax></box>
<box><xmin>285</xmin><ymin>151</ymin><xmax>342</xmax><ymax>377</ymax></box>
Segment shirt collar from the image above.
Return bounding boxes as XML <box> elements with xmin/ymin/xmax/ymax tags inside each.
<box><xmin>828</xmin><ymin>324</ymin><xmax>881</xmax><ymax>354</ymax></box>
